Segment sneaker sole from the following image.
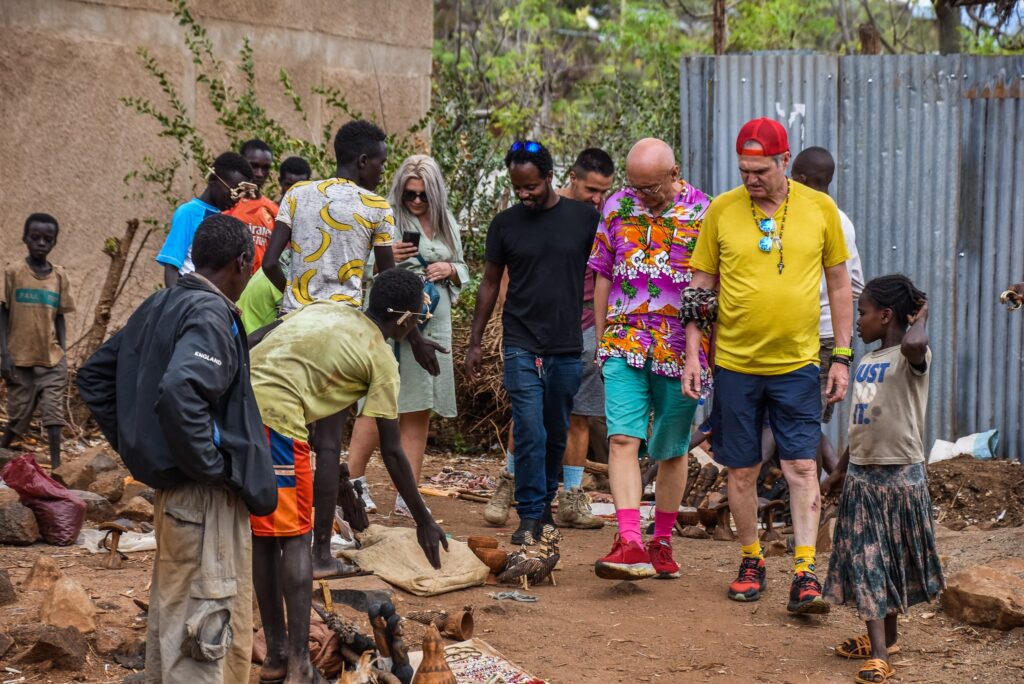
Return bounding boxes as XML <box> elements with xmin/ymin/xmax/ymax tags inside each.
<box><xmin>554</xmin><ymin>517</ymin><xmax>605</xmax><ymax>529</ymax></box>
<box><xmin>594</xmin><ymin>561</ymin><xmax>656</xmax><ymax>581</ymax></box>
<box><xmin>788</xmin><ymin>598</ymin><xmax>831</xmax><ymax>615</ymax></box>
<box><xmin>653</xmin><ymin>570</ymin><xmax>681</xmax><ymax>579</ymax></box>
<box><xmin>727</xmin><ymin>588</ymin><xmax>764</xmax><ymax>602</ymax></box>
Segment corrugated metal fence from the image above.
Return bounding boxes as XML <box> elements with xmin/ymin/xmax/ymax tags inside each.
<box><xmin>680</xmin><ymin>53</ymin><xmax>1024</xmax><ymax>460</ymax></box>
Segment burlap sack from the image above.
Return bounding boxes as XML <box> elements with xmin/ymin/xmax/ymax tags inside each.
<box><xmin>341</xmin><ymin>524</ymin><xmax>487</xmax><ymax>597</ymax></box>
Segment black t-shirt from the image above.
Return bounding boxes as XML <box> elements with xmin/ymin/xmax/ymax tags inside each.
<box><xmin>485</xmin><ymin>197</ymin><xmax>599</xmax><ymax>355</ymax></box>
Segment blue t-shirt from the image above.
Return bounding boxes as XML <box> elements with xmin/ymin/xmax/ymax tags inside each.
<box><xmin>156</xmin><ymin>198</ymin><xmax>219</xmax><ymax>275</ymax></box>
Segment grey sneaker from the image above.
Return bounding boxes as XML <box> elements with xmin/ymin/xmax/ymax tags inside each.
<box><xmin>555</xmin><ymin>488</ymin><xmax>605</xmax><ymax>529</ymax></box>
<box><xmin>484</xmin><ymin>470</ymin><xmax>514</xmax><ymax>526</ymax></box>
<box><xmin>354</xmin><ymin>476</ymin><xmax>377</xmax><ymax>514</ymax></box>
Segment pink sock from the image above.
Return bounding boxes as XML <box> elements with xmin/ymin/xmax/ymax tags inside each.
<box><xmin>653</xmin><ymin>509</ymin><xmax>676</xmax><ymax>541</ymax></box>
<box><xmin>615</xmin><ymin>508</ymin><xmax>643</xmax><ymax>546</ymax></box>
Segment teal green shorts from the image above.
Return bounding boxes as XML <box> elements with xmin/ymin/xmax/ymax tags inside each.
<box><xmin>601</xmin><ymin>356</ymin><xmax>699</xmax><ymax>461</ymax></box>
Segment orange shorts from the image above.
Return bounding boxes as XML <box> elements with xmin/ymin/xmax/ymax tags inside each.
<box><xmin>250</xmin><ymin>426</ymin><xmax>313</xmax><ymax>537</ymax></box>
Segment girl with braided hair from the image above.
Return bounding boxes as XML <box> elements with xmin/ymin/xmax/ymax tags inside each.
<box><xmin>821</xmin><ymin>274</ymin><xmax>944</xmax><ymax>684</ymax></box>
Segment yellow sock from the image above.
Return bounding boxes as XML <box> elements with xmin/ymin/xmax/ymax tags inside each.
<box><xmin>740</xmin><ymin>541</ymin><xmax>763</xmax><ymax>559</ymax></box>
<box><xmin>794</xmin><ymin>545</ymin><xmax>816</xmax><ymax>574</ymax></box>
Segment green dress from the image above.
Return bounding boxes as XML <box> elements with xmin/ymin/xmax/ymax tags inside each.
<box><xmin>369</xmin><ymin>216</ymin><xmax>469</xmax><ymax>418</ymax></box>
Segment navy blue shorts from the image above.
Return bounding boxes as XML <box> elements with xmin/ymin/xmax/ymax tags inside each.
<box><xmin>710</xmin><ymin>364</ymin><xmax>821</xmax><ymax>469</ymax></box>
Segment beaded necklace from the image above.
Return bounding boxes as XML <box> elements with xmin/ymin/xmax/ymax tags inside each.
<box><xmin>749</xmin><ymin>180</ymin><xmax>791</xmax><ymax>274</ymax></box>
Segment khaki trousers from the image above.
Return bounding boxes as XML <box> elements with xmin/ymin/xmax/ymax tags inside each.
<box><xmin>146</xmin><ymin>484</ymin><xmax>253</xmax><ymax>684</ymax></box>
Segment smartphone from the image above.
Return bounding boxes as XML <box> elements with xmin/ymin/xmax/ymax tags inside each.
<box><xmin>402</xmin><ymin>231</ymin><xmax>421</xmax><ymax>248</ymax></box>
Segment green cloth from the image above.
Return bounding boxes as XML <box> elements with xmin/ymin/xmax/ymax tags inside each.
<box><xmin>238</xmin><ymin>269</ymin><xmax>283</xmax><ymax>334</ymax></box>
<box><xmin>366</xmin><ymin>213</ymin><xmax>469</xmax><ymax>418</ymax></box>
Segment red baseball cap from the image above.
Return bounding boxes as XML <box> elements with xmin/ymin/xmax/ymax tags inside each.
<box><xmin>736</xmin><ymin>117</ymin><xmax>789</xmax><ymax>156</ymax></box>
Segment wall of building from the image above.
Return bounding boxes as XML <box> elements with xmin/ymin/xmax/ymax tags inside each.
<box><xmin>0</xmin><ymin>0</ymin><xmax>433</xmax><ymax>357</ymax></box>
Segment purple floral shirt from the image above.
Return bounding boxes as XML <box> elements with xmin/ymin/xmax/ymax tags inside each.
<box><xmin>588</xmin><ymin>184</ymin><xmax>712</xmax><ymax>388</ymax></box>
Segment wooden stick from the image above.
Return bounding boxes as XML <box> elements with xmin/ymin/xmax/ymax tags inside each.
<box><xmin>584</xmin><ymin>460</ymin><xmax>608</xmax><ymax>476</ymax></box>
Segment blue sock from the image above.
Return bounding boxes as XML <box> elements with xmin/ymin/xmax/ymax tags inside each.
<box><xmin>506</xmin><ymin>452</ymin><xmax>515</xmax><ymax>476</ymax></box>
<box><xmin>563</xmin><ymin>465</ymin><xmax>584</xmax><ymax>491</ymax></box>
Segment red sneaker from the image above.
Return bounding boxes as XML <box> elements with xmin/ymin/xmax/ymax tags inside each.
<box><xmin>787</xmin><ymin>571</ymin><xmax>831</xmax><ymax>614</ymax></box>
<box><xmin>595</xmin><ymin>535</ymin><xmax>655</xmax><ymax>581</ymax></box>
<box><xmin>646</xmin><ymin>537</ymin><xmax>681</xmax><ymax>579</ymax></box>
<box><xmin>728</xmin><ymin>557</ymin><xmax>767</xmax><ymax>602</ymax></box>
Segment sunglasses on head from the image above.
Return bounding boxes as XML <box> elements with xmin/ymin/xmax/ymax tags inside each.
<box><xmin>209</xmin><ymin>168</ymin><xmax>258</xmax><ymax>201</ymax></box>
<box><xmin>510</xmin><ymin>140</ymin><xmax>542</xmax><ymax>154</ymax></box>
<box><xmin>402</xmin><ymin>190</ymin><xmax>429</xmax><ymax>203</ymax></box>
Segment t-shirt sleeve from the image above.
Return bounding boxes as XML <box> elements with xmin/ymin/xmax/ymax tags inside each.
<box><xmin>840</xmin><ymin>212</ymin><xmax>865</xmax><ymax>298</ymax></box>
<box><xmin>484</xmin><ymin>215</ymin><xmax>505</xmax><ymax>266</ymax></box>
<box><xmin>276</xmin><ymin>188</ymin><xmax>295</xmax><ymax>227</ymax></box>
<box><xmin>588</xmin><ymin>208</ymin><xmax>615</xmax><ymax>279</ymax></box>
<box><xmin>689</xmin><ymin>203</ymin><xmax>721</xmax><ymax>275</ymax></box>
<box><xmin>157</xmin><ymin>203</ymin><xmax>201</xmax><ymax>269</ymax></box>
<box><xmin>372</xmin><ymin>207</ymin><xmax>396</xmax><ymax>246</ymax></box>
<box><xmin>360</xmin><ymin>344</ymin><xmax>400</xmax><ymax>419</ymax></box>
<box><xmin>58</xmin><ymin>268</ymin><xmax>75</xmax><ymax>314</ymax></box>
<box><xmin>821</xmin><ymin>197</ymin><xmax>850</xmax><ymax>268</ymax></box>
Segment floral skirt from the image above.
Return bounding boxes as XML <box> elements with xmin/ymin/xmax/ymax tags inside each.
<box><xmin>823</xmin><ymin>462</ymin><xmax>945</xmax><ymax>621</ymax></box>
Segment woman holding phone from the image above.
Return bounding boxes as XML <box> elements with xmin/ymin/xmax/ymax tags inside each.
<box><xmin>348</xmin><ymin>155</ymin><xmax>471</xmax><ymax>516</ymax></box>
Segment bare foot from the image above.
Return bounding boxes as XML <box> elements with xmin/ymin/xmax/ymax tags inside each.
<box><xmin>258</xmin><ymin>656</ymin><xmax>288</xmax><ymax>683</ymax></box>
<box><xmin>312</xmin><ymin>556</ymin><xmax>362</xmax><ymax>580</ymax></box>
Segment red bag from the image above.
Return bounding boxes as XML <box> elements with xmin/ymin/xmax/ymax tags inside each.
<box><xmin>2</xmin><ymin>455</ymin><xmax>86</xmax><ymax>546</ymax></box>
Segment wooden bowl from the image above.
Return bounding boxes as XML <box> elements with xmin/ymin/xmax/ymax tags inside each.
<box><xmin>677</xmin><ymin>510</ymin><xmax>700</xmax><ymax>527</ymax></box>
<box><xmin>467</xmin><ymin>536</ymin><xmax>499</xmax><ymax>553</ymax></box>
<box><xmin>697</xmin><ymin>507</ymin><xmax>719</xmax><ymax>528</ymax></box>
<box><xmin>474</xmin><ymin>548</ymin><xmax>508</xmax><ymax>574</ymax></box>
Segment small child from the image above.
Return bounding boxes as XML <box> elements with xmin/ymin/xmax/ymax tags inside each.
<box><xmin>822</xmin><ymin>274</ymin><xmax>944</xmax><ymax>684</ymax></box>
<box><xmin>0</xmin><ymin>214</ymin><xmax>75</xmax><ymax>468</ymax></box>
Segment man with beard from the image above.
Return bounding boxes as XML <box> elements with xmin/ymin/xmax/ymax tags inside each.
<box><xmin>467</xmin><ymin>140</ymin><xmax>599</xmax><ymax>545</ymax></box>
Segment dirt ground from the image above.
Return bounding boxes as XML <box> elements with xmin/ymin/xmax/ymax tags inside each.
<box><xmin>928</xmin><ymin>456</ymin><xmax>1024</xmax><ymax>528</ymax></box>
<box><xmin>2</xmin><ymin>452</ymin><xmax>1023</xmax><ymax>683</ymax></box>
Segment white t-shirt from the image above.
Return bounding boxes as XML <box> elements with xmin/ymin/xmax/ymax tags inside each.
<box><xmin>819</xmin><ymin>209</ymin><xmax>865</xmax><ymax>338</ymax></box>
<box><xmin>278</xmin><ymin>178</ymin><xmax>396</xmax><ymax>312</ymax></box>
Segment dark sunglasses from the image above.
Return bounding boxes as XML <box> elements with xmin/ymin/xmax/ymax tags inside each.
<box><xmin>510</xmin><ymin>140</ymin><xmax>542</xmax><ymax>154</ymax></box>
<box><xmin>402</xmin><ymin>190</ymin><xmax>429</xmax><ymax>203</ymax></box>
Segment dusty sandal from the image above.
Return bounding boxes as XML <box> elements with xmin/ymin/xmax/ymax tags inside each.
<box><xmin>836</xmin><ymin>635</ymin><xmax>900</xmax><ymax>659</ymax></box>
<box><xmin>854</xmin><ymin>658</ymin><xmax>895</xmax><ymax>684</ymax></box>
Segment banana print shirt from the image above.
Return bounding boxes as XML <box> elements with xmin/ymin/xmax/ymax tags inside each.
<box><xmin>278</xmin><ymin>178</ymin><xmax>396</xmax><ymax>312</ymax></box>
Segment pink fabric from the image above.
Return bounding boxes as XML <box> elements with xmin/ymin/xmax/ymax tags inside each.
<box><xmin>653</xmin><ymin>508</ymin><xmax>676</xmax><ymax>541</ymax></box>
<box><xmin>616</xmin><ymin>508</ymin><xmax>642</xmax><ymax>546</ymax></box>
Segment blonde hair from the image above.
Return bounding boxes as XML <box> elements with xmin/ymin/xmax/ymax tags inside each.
<box><xmin>388</xmin><ymin>155</ymin><xmax>459</xmax><ymax>254</ymax></box>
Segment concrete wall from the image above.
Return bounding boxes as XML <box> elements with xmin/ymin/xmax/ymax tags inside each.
<box><xmin>0</xmin><ymin>0</ymin><xmax>433</xmax><ymax>360</ymax></box>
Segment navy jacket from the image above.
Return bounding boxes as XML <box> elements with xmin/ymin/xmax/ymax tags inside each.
<box><xmin>76</xmin><ymin>274</ymin><xmax>276</xmax><ymax>516</ymax></box>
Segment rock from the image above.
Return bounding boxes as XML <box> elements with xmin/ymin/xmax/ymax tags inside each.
<box><xmin>137</xmin><ymin>487</ymin><xmax>156</xmax><ymax>504</ymax></box>
<box><xmin>0</xmin><ymin>568</ymin><xmax>16</xmax><ymax>606</ymax></box>
<box><xmin>86</xmin><ymin>448</ymin><xmax>121</xmax><ymax>476</ymax></box>
<box><xmin>121</xmin><ymin>479</ymin><xmax>150</xmax><ymax>502</ymax></box>
<box><xmin>40</xmin><ymin>577</ymin><xmax>97</xmax><ymax>633</ymax></box>
<box><xmin>764</xmin><ymin>539</ymin><xmax>789</xmax><ymax>557</ymax></box>
<box><xmin>89</xmin><ymin>469</ymin><xmax>127</xmax><ymax>503</ymax></box>
<box><xmin>23</xmin><ymin>555</ymin><xmax>62</xmax><ymax>591</ymax></box>
<box><xmin>70</xmin><ymin>489</ymin><xmax>117</xmax><ymax>523</ymax></box>
<box><xmin>119</xmin><ymin>496</ymin><xmax>154</xmax><ymax>522</ymax></box>
<box><xmin>941</xmin><ymin>559</ymin><xmax>1024</xmax><ymax>630</ymax></box>
<box><xmin>90</xmin><ymin>626</ymin><xmax>123</xmax><ymax>655</ymax></box>
<box><xmin>52</xmin><ymin>457</ymin><xmax>97</xmax><ymax>490</ymax></box>
<box><xmin>13</xmin><ymin>624</ymin><xmax>88</xmax><ymax>669</ymax></box>
<box><xmin>0</xmin><ymin>631</ymin><xmax>13</xmax><ymax>657</ymax></box>
<box><xmin>113</xmin><ymin>637</ymin><xmax>145</xmax><ymax>670</ymax></box>
<box><xmin>678</xmin><ymin>525</ymin><xmax>710</xmax><ymax>539</ymax></box>
<box><xmin>0</xmin><ymin>488</ymin><xmax>41</xmax><ymax>545</ymax></box>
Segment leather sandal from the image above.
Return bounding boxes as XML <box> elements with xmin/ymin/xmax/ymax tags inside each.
<box><xmin>836</xmin><ymin>634</ymin><xmax>900</xmax><ymax>659</ymax></box>
<box><xmin>854</xmin><ymin>658</ymin><xmax>895</xmax><ymax>683</ymax></box>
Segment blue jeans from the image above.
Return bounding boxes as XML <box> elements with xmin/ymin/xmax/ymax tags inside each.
<box><xmin>503</xmin><ymin>346</ymin><xmax>582</xmax><ymax>520</ymax></box>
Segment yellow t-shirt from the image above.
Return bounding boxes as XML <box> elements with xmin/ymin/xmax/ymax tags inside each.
<box><xmin>690</xmin><ymin>182</ymin><xmax>849</xmax><ymax>375</ymax></box>
<box><xmin>249</xmin><ymin>300</ymin><xmax>400</xmax><ymax>441</ymax></box>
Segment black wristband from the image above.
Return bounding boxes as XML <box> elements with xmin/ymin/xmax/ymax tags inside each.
<box><xmin>830</xmin><ymin>355</ymin><xmax>851</xmax><ymax>367</ymax></box>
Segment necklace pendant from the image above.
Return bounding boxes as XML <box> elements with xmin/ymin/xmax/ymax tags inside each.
<box><xmin>778</xmin><ymin>261</ymin><xmax>785</xmax><ymax>275</ymax></box>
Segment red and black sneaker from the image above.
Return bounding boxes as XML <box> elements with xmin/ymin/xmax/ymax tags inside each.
<box><xmin>727</xmin><ymin>557</ymin><xmax>767</xmax><ymax>602</ymax></box>
<box><xmin>595</xmin><ymin>535</ymin><xmax>656</xmax><ymax>581</ymax></box>
<box><xmin>646</xmin><ymin>537</ymin><xmax>681</xmax><ymax>579</ymax></box>
<box><xmin>787</xmin><ymin>571</ymin><xmax>831</xmax><ymax>614</ymax></box>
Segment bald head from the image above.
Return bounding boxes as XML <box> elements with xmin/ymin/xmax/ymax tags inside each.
<box><xmin>791</xmin><ymin>146</ymin><xmax>835</xmax><ymax>193</ymax></box>
<box><xmin>626</xmin><ymin>138</ymin><xmax>676</xmax><ymax>176</ymax></box>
